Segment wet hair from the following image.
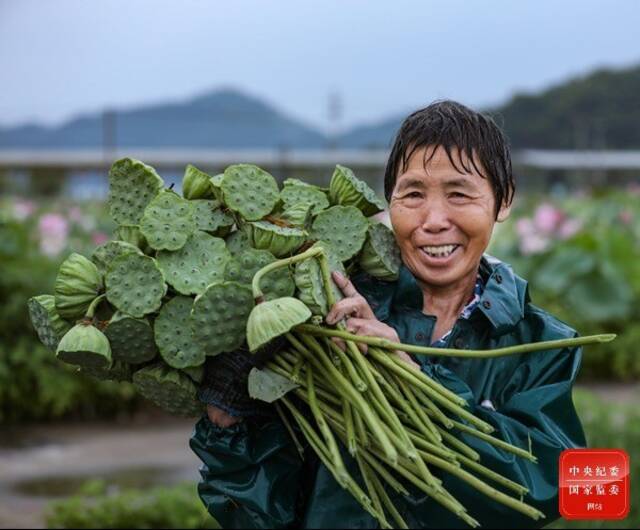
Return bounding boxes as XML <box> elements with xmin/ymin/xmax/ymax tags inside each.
<box><xmin>384</xmin><ymin>100</ymin><xmax>515</xmax><ymax>219</ymax></box>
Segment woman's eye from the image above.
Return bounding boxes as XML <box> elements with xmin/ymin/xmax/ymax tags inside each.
<box><xmin>450</xmin><ymin>192</ymin><xmax>468</xmax><ymax>199</ymax></box>
<box><xmin>406</xmin><ymin>191</ymin><xmax>422</xmax><ymax>199</ymax></box>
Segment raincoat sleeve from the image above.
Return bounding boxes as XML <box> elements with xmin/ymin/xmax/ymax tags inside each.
<box><xmin>189</xmin><ymin>416</ymin><xmax>303</xmax><ymax>529</ymax></box>
<box><xmin>411</xmin><ymin>340</ymin><xmax>586</xmax><ymax>528</ymax></box>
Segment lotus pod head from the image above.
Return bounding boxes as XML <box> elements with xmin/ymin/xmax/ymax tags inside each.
<box><xmin>209</xmin><ymin>173</ymin><xmax>225</xmax><ymax>202</ymax></box>
<box><xmin>281</xmin><ymin>179</ymin><xmax>329</xmax><ymax>215</ymax></box>
<box><xmin>54</xmin><ymin>253</ymin><xmax>103</xmax><ymax>319</ymax></box>
<box><xmin>132</xmin><ymin>363</ymin><xmax>204</xmax><ymax>417</ymax></box>
<box><xmin>140</xmin><ymin>190</ymin><xmax>196</xmax><ymax>251</ymax></box>
<box><xmin>81</xmin><ymin>360</ymin><xmax>133</xmax><ymax>383</ymax></box>
<box><xmin>154</xmin><ymin>296</ymin><xmax>205</xmax><ymax>369</ymax></box>
<box><xmin>56</xmin><ymin>321</ymin><xmax>112</xmax><ymax>370</ymax></box>
<box><xmin>328</xmin><ymin>164</ymin><xmax>386</xmax><ymax>216</ymax></box>
<box><xmin>243</xmin><ymin>220</ymin><xmax>307</xmax><ymax>258</ymax></box>
<box><xmin>310</xmin><ymin>205</ymin><xmax>368</xmax><ymax>262</ymax></box>
<box><xmin>105</xmin><ymin>253</ymin><xmax>166</xmax><ymax>318</ymax></box>
<box><xmin>91</xmin><ymin>240</ymin><xmax>142</xmax><ymax>275</ymax></box>
<box><xmin>294</xmin><ymin>241</ymin><xmax>345</xmax><ymax>315</ymax></box>
<box><xmin>108</xmin><ymin>158</ymin><xmax>164</xmax><ymax>225</ymax></box>
<box><xmin>104</xmin><ymin>311</ymin><xmax>158</xmax><ymax>364</ymax></box>
<box><xmin>224</xmin><ymin>248</ymin><xmax>294</xmax><ymax>301</ymax></box>
<box><xmin>182</xmin><ymin>365</ymin><xmax>204</xmax><ymax>384</ymax></box>
<box><xmin>182</xmin><ymin>164</ymin><xmax>214</xmax><ymax>200</ymax></box>
<box><xmin>28</xmin><ymin>295</ymin><xmax>72</xmax><ymax>351</ymax></box>
<box><xmin>114</xmin><ymin>225</ymin><xmax>153</xmax><ymax>254</ymax></box>
<box><xmin>279</xmin><ymin>202</ymin><xmax>314</xmax><ymax>229</ymax></box>
<box><xmin>191</xmin><ymin>199</ymin><xmax>234</xmax><ymax>237</ymax></box>
<box><xmin>225</xmin><ymin>229</ymin><xmax>252</xmax><ymax>256</ymax></box>
<box><xmin>221</xmin><ymin>164</ymin><xmax>279</xmax><ymax>221</ymax></box>
<box><xmin>359</xmin><ymin>221</ymin><xmax>402</xmax><ymax>281</ymax></box>
<box><xmin>157</xmin><ymin>231</ymin><xmax>231</xmax><ymax>296</ymax></box>
<box><xmin>247</xmin><ymin>297</ymin><xmax>311</xmax><ymax>352</ymax></box>
<box><xmin>191</xmin><ymin>281</ymin><xmax>254</xmax><ymax>356</ymax></box>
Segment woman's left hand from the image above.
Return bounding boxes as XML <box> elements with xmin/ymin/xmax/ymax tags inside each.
<box><xmin>326</xmin><ymin>271</ymin><xmax>420</xmax><ymax>371</ymax></box>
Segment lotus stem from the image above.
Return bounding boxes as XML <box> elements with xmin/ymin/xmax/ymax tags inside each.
<box><xmin>85</xmin><ymin>294</ymin><xmax>107</xmax><ymax>319</ymax></box>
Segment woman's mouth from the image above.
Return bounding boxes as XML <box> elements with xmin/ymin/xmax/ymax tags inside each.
<box><xmin>418</xmin><ymin>244</ymin><xmax>461</xmax><ymax>264</ymax></box>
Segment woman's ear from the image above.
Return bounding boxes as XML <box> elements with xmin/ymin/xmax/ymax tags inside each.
<box><xmin>496</xmin><ymin>201</ymin><xmax>512</xmax><ymax>223</ymax></box>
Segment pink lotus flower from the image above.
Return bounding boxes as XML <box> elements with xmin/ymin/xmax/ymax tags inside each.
<box><xmin>558</xmin><ymin>218</ymin><xmax>582</xmax><ymax>239</ymax></box>
<box><xmin>12</xmin><ymin>199</ymin><xmax>35</xmax><ymax>221</ymax></box>
<box><xmin>38</xmin><ymin>213</ymin><xmax>69</xmax><ymax>257</ymax></box>
<box><xmin>533</xmin><ymin>203</ymin><xmax>565</xmax><ymax>235</ymax></box>
<box><xmin>91</xmin><ymin>231</ymin><xmax>110</xmax><ymax>246</ymax></box>
<box><xmin>515</xmin><ymin>218</ymin><xmax>535</xmax><ymax>238</ymax></box>
<box><xmin>520</xmin><ymin>233</ymin><xmax>549</xmax><ymax>255</ymax></box>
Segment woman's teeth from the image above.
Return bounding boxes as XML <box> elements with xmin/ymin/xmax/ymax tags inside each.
<box><xmin>422</xmin><ymin>244</ymin><xmax>458</xmax><ymax>258</ymax></box>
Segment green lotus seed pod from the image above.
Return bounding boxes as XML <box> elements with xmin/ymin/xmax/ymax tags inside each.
<box><xmin>140</xmin><ymin>190</ymin><xmax>196</xmax><ymax>251</ymax></box>
<box><xmin>359</xmin><ymin>222</ymin><xmax>401</xmax><ymax>281</ymax></box>
<box><xmin>104</xmin><ymin>311</ymin><xmax>158</xmax><ymax>364</ymax></box>
<box><xmin>114</xmin><ymin>225</ymin><xmax>153</xmax><ymax>254</ymax></box>
<box><xmin>182</xmin><ymin>365</ymin><xmax>204</xmax><ymax>384</ymax></box>
<box><xmin>157</xmin><ymin>231</ymin><xmax>230</xmax><ymax>296</ymax></box>
<box><xmin>190</xmin><ymin>281</ymin><xmax>254</xmax><ymax>356</ymax></box>
<box><xmin>310</xmin><ymin>205</ymin><xmax>368</xmax><ymax>262</ymax></box>
<box><xmin>328</xmin><ymin>164</ymin><xmax>386</xmax><ymax>216</ymax></box>
<box><xmin>105</xmin><ymin>253</ymin><xmax>166</xmax><ymax>318</ymax></box>
<box><xmin>81</xmin><ymin>360</ymin><xmax>133</xmax><ymax>383</ymax></box>
<box><xmin>133</xmin><ymin>363</ymin><xmax>204</xmax><ymax>417</ymax></box>
<box><xmin>191</xmin><ymin>199</ymin><xmax>235</xmax><ymax>237</ymax></box>
<box><xmin>225</xmin><ymin>248</ymin><xmax>294</xmax><ymax>301</ymax></box>
<box><xmin>278</xmin><ymin>202</ymin><xmax>314</xmax><ymax>229</ymax></box>
<box><xmin>225</xmin><ymin>230</ymin><xmax>252</xmax><ymax>256</ymax></box>
<box><xmin>281</xmin><ymin>179</ymin><xmax>329</xmax><ymax>215</ymax></box>
<box><xmin>108</xmin><ymin>158</ymin><xmax>164</xmax><ymax>225</ymax></box>
<box><xmin>154</xmin><ymin>296</ymin><xmax>205</xmax><ymax>369</ymax></box>
<box><xmin>182</xmin><ymin>164</ymin><xmax>214</xmax><ymax>200</ymax></box>
<box><xmin>28</xmin><ymin>295</ymin><xmax>72</xmax><ymax>351</ymax></box>
<box><xmin>247</xmin><ymin>297</ymin><xmax>311</xmax><ymax>352</ymax></box>
<box><xmin>242</xmin><ymin>220</ymin><xmax>307</xmax><ymax>258</ymax></box>
<box><xmin>56</xmin><ymin>322</ymin><xmax>112</xmax><ymax>369</ymax></box>
<box><xmin>222</xmin><ymin>164</ymin><xmax>279</xmax><ymax>221</ymax></box>
<box><xmin>54</xmin><ymin>253</ymin><xmax>103</xmax><ymax>320</ymax></box>
<box><xmin>91</xmin><ymin>240</ymin><xmax>142</xmax><ymax>275</ymax></box>
<box><xmin>209</xmin><ymin>173</ymin><xmax>224</xmax><ymax>202</ymax></box>
<box><xmin>294</xmin><ymin>241</ymin><xmax>345</xmax><ymax>315</ymax></box>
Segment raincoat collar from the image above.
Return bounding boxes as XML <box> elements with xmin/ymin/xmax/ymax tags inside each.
<box><xmin>391</xmin><ymin>253</ymin><xmax>530</xmax><ymax>335</ymax></box>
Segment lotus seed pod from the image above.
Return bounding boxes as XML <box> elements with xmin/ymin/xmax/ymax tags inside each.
<box><xmin>154</xmin><ymin>296</ymin><xmax>205</xmax><ymax>369</ymax></box>
<box><xmin>182</xmin><ymin>164</ymin><xmax>214</xmax><ymax>200</ymax></box>
<box><xmin>294</xmin><ymin>241</ymin><xmax>345</xmax><ymax>315</ymax></box>
<box><xmin>221</xmin><ymin>164</ymin><xmax>279</xmax><ymax>221</ymax></box>
<box><xmin>157</xmin><ymin>231</ymin><xmax>230</xmax><ymax>296</ymax></box>
<box><xmin>359</xmin><ymin>221</ymin><xmax>402</xmax><ymax>281</ymax></box>
<box><xmin>247</xmin><ymin>297</ymin><xmax>311</xmax><ymax>352</ymax></box>
<box><xmin>140</xmin><ymin>190</ymin><xmax>196</xmax><ymax>251</ymax></box>
<box><xmin>225</xmin><ymin>248</ymin><xmax>295</xmax><ymax>301</ymax></box>
<box><xmin>191</xmin><ymin>281</ymin><xmax>254</xmax><ymax>356</ymax></box>
<box><xmin>91</xmin><ymin>240</ymin><xmax>142</xmax><ymax>275</ymax></box>
<box><xmin>114</xmin><ymin>225</ymin><xmax>152</xmax><ymax>254</ymax></box>
<box><xmin>242</xmin><ymin>220</ymin><xmax>307</xmax><ymax>258</ymax></box>
<box><xmin>225</xmin><ymin>230</ymin><xmax>252</xmax><ymax>256</ymax></box>
<box><xmin>56</xmin><ymin>322</ymin><xmax>112</xmax><ymax>370</ymax></box>
<box><xmin>81</xmin><ymin>360</ymin><xmax>133</xmax><ymax>383</ymax></box>
<box><xmin>182</xmin><ymin>365</ymin><xmax>204</xmax><ymax>384</ymax></box>
<box><xmin>310</xmin><ymin>205</ymin><xmax>368</xmax><ymax>262</ymax></box>
<box><xmin>108</xmin><ymin>158</ymin><xmax>164</xmax><ymax>225</ymax></box>
<box><xmin>328</xmin><ymin>164</ymin><xmax>386</xmax><ymax>216</ymax></box>
<box><xmin>104</xmin><ymin>311</ymin><xmax>158</xmax><ymax>364</ymax></box>
<box><xmin>54</xmin><ymin>253</ymin><xmax>103</xmax><ymax>319</ymax></box>
<box><xmin>209</xmin><ymin>173</ymin><xmax>224</xmax><ymax>202</ymax></box>
<box><xmin>105</xmin><ymin>253</ymin><xmax>166</xmax><ymax>318</ymax></box>
<box><xmin>191</xmin><ymin>199</ymin><xmax>235</xmax><ymax>237</ymax></box>
<box><xmin>132</xmin><ymin>363</ymin><xmax>204</xmax><ymax>417</ymax></box>
<box><xmin>281</xmin><ymin>179</ymin><xmax>329</xmax><ymax>216</ymax></box>
<box><xmin>28</xmin><ymin>295</ymin><xmax>72</xmax><ymax>351</ymax></box>
<box><xmin>279</xmin><ymin>202</ymin><xmax>314</xmax><ymax>228</ymax></box>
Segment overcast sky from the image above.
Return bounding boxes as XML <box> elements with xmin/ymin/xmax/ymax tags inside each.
<box><xmin>1</xmin><ymin>0</ymin><xmax>639</xmax><ymax>132</ymax></box>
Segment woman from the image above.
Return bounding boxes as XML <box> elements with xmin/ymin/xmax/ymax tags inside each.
<box><xmin>190</xmin><ymin>101</ymin><xmax>586</xmax><ymax>528</ymax></box>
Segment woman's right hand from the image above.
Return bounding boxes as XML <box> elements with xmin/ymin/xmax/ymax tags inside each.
<box><xmin>207</xmin><ymin>404</ymin><xmax>242</xmax><ymax>428</ymax></box>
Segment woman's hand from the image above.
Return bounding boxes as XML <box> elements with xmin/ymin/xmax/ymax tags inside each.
<box><xmin>207</xmin><ymin>404</ymin><xmax>242</xmax><ymax>428</ymax></box>
<box><xmin>326</xmin><ymin>271</ymin><xmax>420</xmax><ymax>371</ymax></box>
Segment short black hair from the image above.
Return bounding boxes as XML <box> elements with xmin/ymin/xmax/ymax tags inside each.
<box><xmin>384</xmin><ymin>100</ymin><xmax>515</xmax><ymax>219</ymax></box>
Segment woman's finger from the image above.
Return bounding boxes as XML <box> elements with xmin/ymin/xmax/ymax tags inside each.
<box><xmin>326</xmin><ymin>297</ymin><xmax>367</xmax><ymax>325</ymax></box>
<box><xmin>332</xmin><ymin>271</ymin><xmax>359</xmax><ymax>297</ymax></box>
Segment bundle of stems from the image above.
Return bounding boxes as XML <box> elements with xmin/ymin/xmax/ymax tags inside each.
<box><xmin>251</xmin><ymin>248</ymin><xmax>615</xmax><ymax>528</ymax></box>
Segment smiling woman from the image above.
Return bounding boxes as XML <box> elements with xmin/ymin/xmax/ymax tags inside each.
<box><xmin>191</xmin><ymin>100</ymin><xmax>587</xmax><ymax>529</ymax></box>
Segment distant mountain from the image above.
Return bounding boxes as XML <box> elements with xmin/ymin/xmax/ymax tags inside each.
<box><xmin>336</xmin><ymin>116</ymin><xmax>403</xmax><ymax>149</ymax></box>
<box><xmin>0</xmin><ymin>89</ymin><xmax>327</xmax><ymax>149</ymax></box>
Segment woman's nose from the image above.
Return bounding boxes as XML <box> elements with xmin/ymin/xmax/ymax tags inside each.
<box><xmin>420</xmin><ymin>202</ymin><xmax>452</xmax><ymax>232</ymax></box>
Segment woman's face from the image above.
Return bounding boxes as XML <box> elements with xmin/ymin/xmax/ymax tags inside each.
<box><xmin>389</xmin><ymin>145</ymin><xmax>511</xmax><ymax>288</ymax></box>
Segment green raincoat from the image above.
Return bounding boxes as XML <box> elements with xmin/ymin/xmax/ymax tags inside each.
<box><xmin>190</xmin><ymin>254</ymin><xmax>586</xmax><ymax>528</ymax></box>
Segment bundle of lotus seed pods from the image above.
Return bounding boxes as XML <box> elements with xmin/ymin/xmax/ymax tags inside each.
<box><xmin>28</xmin><ymin>159</ymin><xmax>613</xmax><ymax>528</ymax></box>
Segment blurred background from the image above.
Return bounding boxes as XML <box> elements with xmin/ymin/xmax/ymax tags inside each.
<box><xmin>1</xmin><ymin>0</ymin><xmax>638</xmax><ymax>528</ymax></box>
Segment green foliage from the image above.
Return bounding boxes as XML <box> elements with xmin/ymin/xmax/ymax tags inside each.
<box><xmin>548</xmin><ymin>389</ymin><xmax>639</xmax><ymax>529</ymax></box>
<box><xmin>45</xmin><ymin>481</ymin><xmax>220</xmax><ymax>529</ymax></box>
